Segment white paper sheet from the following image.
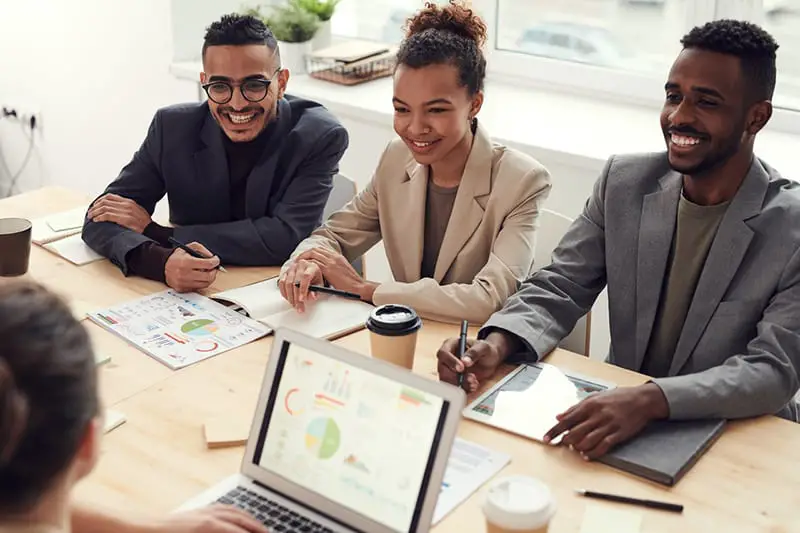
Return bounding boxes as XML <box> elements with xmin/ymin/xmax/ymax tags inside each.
<box><xmin>46</xmin><ymin>207</ymin><xmax>86</xmax><ymax>232</ymax></box>
<box><xmin>433</xmin><ymin>438</ymin><xmax>511</xmax><ymax>524</ymax></box>
<box><xmin>44</xmin><ymin>233</ymin><xmax>104</xmax><ymax>265</ymax></box>
<box><xmin>87</xmin><ymin>290</ymin><xmax>270</xmax><ymax>369</ymax></box>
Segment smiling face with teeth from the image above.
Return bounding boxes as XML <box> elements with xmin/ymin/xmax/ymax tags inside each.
<box><xmin>201</xmin><ymin>44</ymin><xmax>288</xmax><ymax>143</ymax></box>
<box><xmin>660</xmin><ymin>48</ymin><xmax>770</xmax><ymax>182</ymax></box>
<box><xmin>392</xmin><ymin>64</ymin><xmax>483</xmax><ymax>177</ymax></box>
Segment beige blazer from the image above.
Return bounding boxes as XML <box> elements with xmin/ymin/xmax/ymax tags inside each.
<box><xmin>284</xmin><ymin>123</ymin><xmax>552</xmax><ymax>323</ymax></box>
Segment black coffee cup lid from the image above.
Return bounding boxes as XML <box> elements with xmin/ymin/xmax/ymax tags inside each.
<box><xmin>366</xmin><ymin>304</ymin><xmax>422</xmax><ymax>336</ymax></box>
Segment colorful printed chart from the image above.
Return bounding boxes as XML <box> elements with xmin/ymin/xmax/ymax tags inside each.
<box><xmin>87</xmin><ymin>290</ymin><xmax>269</xmax><ymax>369</ymax></box>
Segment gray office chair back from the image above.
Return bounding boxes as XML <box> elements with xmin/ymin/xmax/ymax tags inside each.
<box><xmin>323</xmin><ymin>174</ymin><xmax>364</xmax><ymax>277</ymax></box>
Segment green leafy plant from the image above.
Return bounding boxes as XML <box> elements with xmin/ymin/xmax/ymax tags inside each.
<box><xmin>243</xmin><ymin>3</ymin><xmax>319</xmax><ymax>43</ymax></box>
<box><xmin>290</xmin><ymin>0</ymin><xmax>341</xmax><ymax>22</ymax></box>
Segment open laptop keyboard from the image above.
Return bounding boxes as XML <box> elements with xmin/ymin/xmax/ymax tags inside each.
<box><xmin>217</xmin><ymin>486</ymin><xmax>334</xmax><ymax>533</ymax></box>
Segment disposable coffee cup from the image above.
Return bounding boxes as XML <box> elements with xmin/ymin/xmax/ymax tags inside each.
<box><xmin>483</xmin><ymin>476</ymin><xmax>556</xmax><ymax>533</ymax></box>
<box><xmin>0</xmin><ymin>218</ymin><xmax>32</xmax><ymax>277</ymax></box>
<box><xmin>365</xmin><ymin>304</ymin><xmax>422</xmax><ymax>369</ymax></box>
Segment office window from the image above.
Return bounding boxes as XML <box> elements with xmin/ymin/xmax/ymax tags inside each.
<box><xmin>330</xmin><ymin>0</ymin><xmax>447</xmax><ymax>45</ymax></box>
<box><xmin>495</xmin><ymin>0</ymin><xmax>685</xmax><ymax>76</ymax></box>
<box><xmin>320</xmin><ymin>0</ymin><xmax>799</xmax><ymax>131</ymax></box>
<box><xmin>761</xmin><ymin>0</ymin><xmax>800</xmax><ymax>111</ymax></box>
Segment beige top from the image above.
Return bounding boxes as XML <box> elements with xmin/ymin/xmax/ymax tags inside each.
<box><xmin>421</xmin><ymin>181</ymin><xmax>460</xmax><ymax>279</ymax></box>
<box><xmin>641</xmin><ymin>194</ymin><xmax>730</xmax><ymax>377</ymax></box>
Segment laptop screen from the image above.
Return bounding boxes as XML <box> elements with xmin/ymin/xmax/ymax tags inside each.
<box><xmin>252</xmin><ymin>340</ymin><xmax>449</xmax><ymax>532</ymax></box>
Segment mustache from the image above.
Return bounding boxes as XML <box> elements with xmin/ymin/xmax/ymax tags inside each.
<box><xmin>218</xmin><ymin>106</ymin><xmax>263</xmax><ymax>114</ymax></box>
<box><xmin>667</xmin><ymin>125</ymin><xmax>709</xmax><ymax>139</ymax></box>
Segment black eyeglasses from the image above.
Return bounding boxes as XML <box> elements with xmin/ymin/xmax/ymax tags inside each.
<box><xmin>202</xmin><ymin>70</ymin><xmax>282</xmax><ymax>104</ymax></box>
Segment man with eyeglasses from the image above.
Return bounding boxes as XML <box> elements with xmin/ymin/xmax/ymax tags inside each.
<box><xmin>82</xmin><ymin>13</ymin><xmax>348</xmax><ymax>292</ymax></box>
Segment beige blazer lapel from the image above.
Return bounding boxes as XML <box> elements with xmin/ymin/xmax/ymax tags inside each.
<box><xmin>633</xmin><ymin>171</ymin><xmax>682</xmax><ymax>371</ymax></box>
<box><xmin>433</xmin><ymin>125</ymin><xmax>493</xmax><ymax>281</ymax></box>
<box><xmin>668</xmin><ymin>159</ymin><xmax>769</xmax><ymax>375</ymax></box>
<box><xmin>396</xmin><ymin>158</ymin><xmax>428</xmax><ymax>282</ymax></box>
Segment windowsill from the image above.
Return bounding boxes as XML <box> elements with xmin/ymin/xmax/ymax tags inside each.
<box><xmin>170</xmin><ymin>61</ymin><xmax>800</xmax><ymax>177</ymax></box>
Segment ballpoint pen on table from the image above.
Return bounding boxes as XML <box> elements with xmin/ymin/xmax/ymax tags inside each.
<box><xmin>575</xmin><ymin>489</ymin><xmax>684</xmax><ymax>513</ymax></box>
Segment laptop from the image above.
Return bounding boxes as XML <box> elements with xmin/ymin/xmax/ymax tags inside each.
<box><xmin>179</xmin><ymin>327</ymin><xmax>466</xmax><ymax>533</ymax></box>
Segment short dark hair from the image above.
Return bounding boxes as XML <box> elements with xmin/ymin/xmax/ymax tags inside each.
<box><xmin>396</xmin><ymin>1</ymin><xmax>487</xmax><ymax>96</ymax></box>
<box><xmin>202</xmin><ymin>13</ymin><xmax>279</xmax><ymax>61</ymax></box>
<box><xmin>680</xmin><ymin>19</ymin><xmax>779</xmax><ymax>103</ymax></box>
<box><xmin>0</xmin><ymin>282</ymin><xmax>99</xmax><ymax>514</ymax></box>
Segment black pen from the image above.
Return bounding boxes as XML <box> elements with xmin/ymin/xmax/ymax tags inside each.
<box><xmin>457</xmin><ymin>319</ymin><xmax>468</xmax><ymax>388</ymax></box>
<box><xmin>167</xmin><ymin>237</ymin><xmax>227</xmax><ymax>272</ymax></box>
<box><xmin>575</xmin><ymin>489</ymin><xmax>683</xmax><ymax>513</ymax></box>
<box><xmin>294</xmin><ymin>282</ymin><xmax>362</xmax><ymax>300</ymax></box>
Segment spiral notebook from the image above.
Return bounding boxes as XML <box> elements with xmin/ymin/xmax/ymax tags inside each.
<box><xmin>598</xmin><ymin>419</ymin><xmax>726</xmax><ymax>486</ymax></box>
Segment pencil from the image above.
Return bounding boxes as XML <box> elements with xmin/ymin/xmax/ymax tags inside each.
<box><xmin>167</xmin><ymin>237</ymin><xmax>227</xmax><ymax>272</ymax></box>
<box><xmin>575</xmin><ymin>489</ymin><xmax>683</xmax><ymax>513</ymax></box>
<box><xmin>457</xmin><ymin>319</ymin><xmax>468</xmax><ymax>388</ymax></box>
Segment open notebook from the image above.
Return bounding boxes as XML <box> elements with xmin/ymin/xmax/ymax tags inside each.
<box><xmin>210</xmin><ymin>278</ymin><xmax>374</xmax><ymax>340</ymax></box>
<box><xmin>43</xmin><ymin>233</ymin><xmax>103</xmax><ymax>265</ymax></box>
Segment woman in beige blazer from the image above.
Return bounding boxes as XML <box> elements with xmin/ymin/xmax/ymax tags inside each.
<box><xmin>279</xmin><ymin>2</ymin><xmax>551</xmax><ymax>324</ymax></box>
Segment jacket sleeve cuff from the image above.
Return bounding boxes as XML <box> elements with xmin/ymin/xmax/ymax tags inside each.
<box><xmin>478</xmin><ymin>313</ymin><xmax>550</xmax><ymax>363</ymax></box>
<box><xmin>649</xmin><ymin>376</ymin><xmax>700</xmax><ymax>420</ymax></box>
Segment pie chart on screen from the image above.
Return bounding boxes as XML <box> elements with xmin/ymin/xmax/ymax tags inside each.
<box><xmin>181</xmin><ymin>318</ymin><xmax>219</xmax><ymax>337</ymax></box>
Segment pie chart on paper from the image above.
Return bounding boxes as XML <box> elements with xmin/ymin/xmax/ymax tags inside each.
<box><xmin>181</xmin><ymin>318</ymin><xmax>219</xmax><ymax>337</ymax></box>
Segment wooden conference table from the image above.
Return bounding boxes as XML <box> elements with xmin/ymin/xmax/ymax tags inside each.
<box><xmin>3</xmin><ymin>187</ymin><xmax>800</xmax><ymax>533</ymax></box>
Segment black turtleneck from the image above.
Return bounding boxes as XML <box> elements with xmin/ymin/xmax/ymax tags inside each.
<box><xmin>128</xmin><ymin>123</ymin><xmax>274</xmax><ymax>282</ymax></box>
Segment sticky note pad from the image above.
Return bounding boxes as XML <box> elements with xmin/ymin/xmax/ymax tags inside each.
<box><xmin>203</xmin><ymin>416</ymin><xmax>250</xmax><ymax>449</ymax></box>
<box><xmin>579</xmin><ymin>503</ymin><xmax>642</xmax><ymax>533</ymax></box>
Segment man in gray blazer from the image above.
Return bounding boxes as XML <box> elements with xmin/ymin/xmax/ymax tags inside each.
<box><xmin>437</xmin><ymin>20</ymin><xmax>800</xmax><ymax>458</ymax></box>
<box><xmin>82</xmin><ymin>14</ymin><xmax>348</xmax><ymax>292</ymax></box>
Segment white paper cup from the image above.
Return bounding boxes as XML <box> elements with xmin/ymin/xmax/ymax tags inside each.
<box><xmin>366</xmin><ymin>304</ymin><xmax>422</xmax><ymax>370</ymax></box>
<box><xmin>483</xmin><ymin>476</ymin><xmax>556</xmax><ymax>533</ymax></box>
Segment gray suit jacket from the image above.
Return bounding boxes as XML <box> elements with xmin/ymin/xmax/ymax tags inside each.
<box><xmin>82</xmin><ymin>96</ymin><xmax>348</xmax><ymax>272</ymax></box>
<box><xmin>482</xmin><ymin>153</ymin><xmax>800</xmax><ymax>421</ymax></box>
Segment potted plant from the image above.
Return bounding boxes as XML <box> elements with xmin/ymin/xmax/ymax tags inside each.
<box><xmin>290</xmin><ymin>0</ymin><xmax>341</xmax><ymax>50</ymax></box>
<box><xmin>248</xmin><ymin>3</ymin><xmax>319</xmax><ymax>75</ymax></box>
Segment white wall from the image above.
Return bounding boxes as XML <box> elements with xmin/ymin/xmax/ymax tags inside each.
<box><xmin>171</xmin><ymin>0</ymin><xmax>260</xmax><ymax>62</ymax></box>
<box><xmin>0</xmin><ymin>0</ymin><xmax>198</xmax><ymax>199</ymax></box>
